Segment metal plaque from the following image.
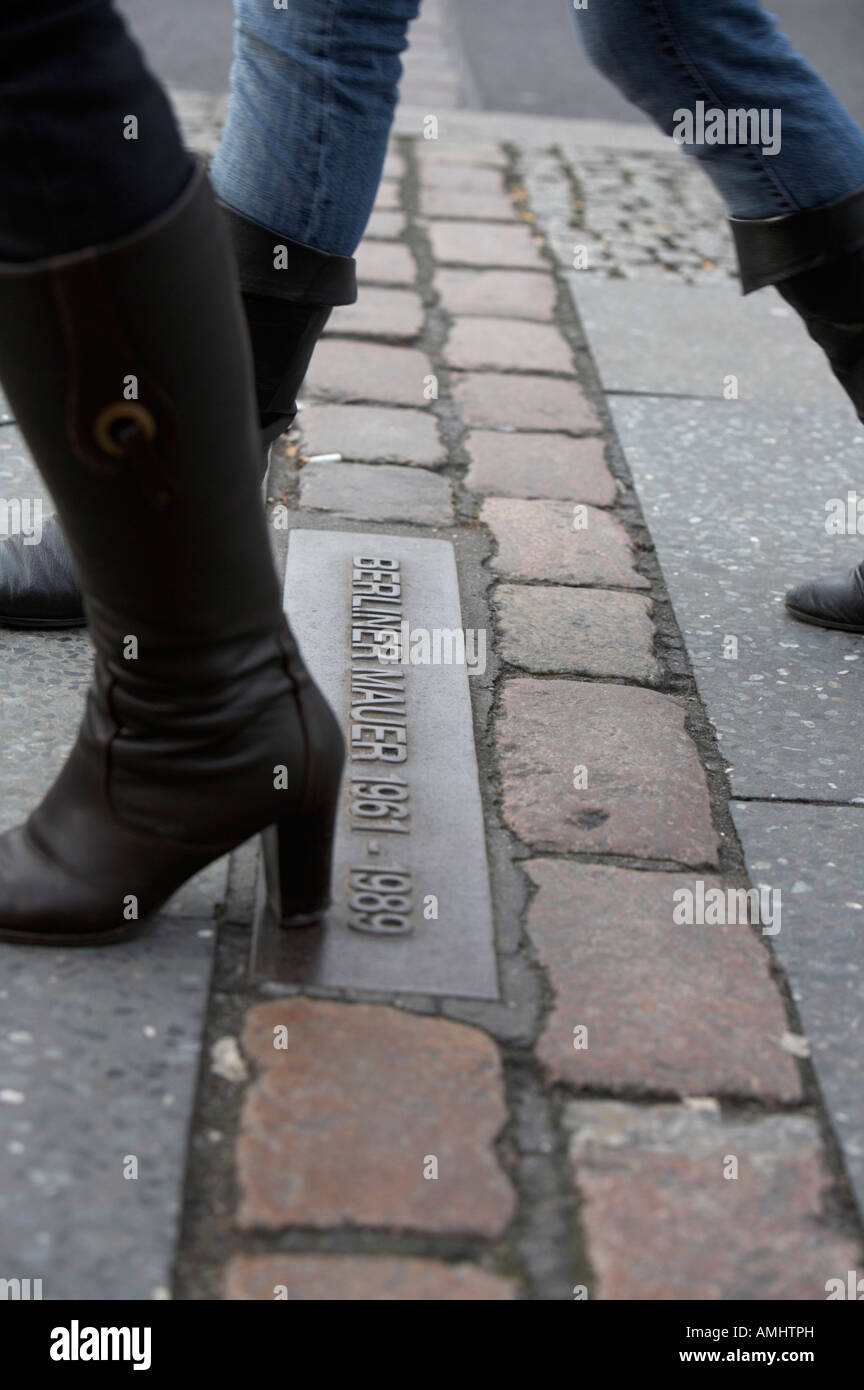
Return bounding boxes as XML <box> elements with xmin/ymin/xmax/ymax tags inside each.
<box><xmin>250</xmin><ymin>529</ymin><xmax>499</xmax><ymax>1000</ymax></box>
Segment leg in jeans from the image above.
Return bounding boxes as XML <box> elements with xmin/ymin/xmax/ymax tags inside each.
<box><xmin>210</xmin><ymin>0</ymin><xmax>419</xmax><ymax>438</ymax></box>
<box><xmin>211</xmin><ymin>0</ymin><xmax>421</xmax><ymax>256</ymax></box>
<box><xmin>573</xmin><ymin>0</ymin><xmax>864</xmax><ymax>217</ymax></box>
<box><xmin>574</xmin><ymin>0</ymin><xmax>864</xmax><ymax>629</ymax></box>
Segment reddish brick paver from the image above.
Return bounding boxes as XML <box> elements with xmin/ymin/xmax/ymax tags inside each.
<box><xmin>364</xmin><ymin>210</ymin><xmax>406</xmax><ymax>239</ymax></box>
<box><xmin>497</xmin><ymin>679</ymin><xmax>719</xmax><ymax>864</ymax></box>
<box><xmin>465</xmin><ymin>431</ymin><xmax>616</xmax><ymax>504</ymax></box>
<box><xmin>236</xmin><ymin>1000</ymin><xmax>516</xmax><ymax>1235</ymax></box>
<box><xmin>436</xmin><ymin>268</ymin><xmax>557</xmax><ymax>319</ymax></box>
<box><xmin>419</xmin><ymin>163</ymin><xmax>506</xmax><ymax>194</ymax></box>
<box><xmin>357</xmin><ymin>240</ymin><xmax>415</xmax><ymax>286</ymax></box>
<box><xmin>373</xmin><ymin>181</ymin><xmax>400</xmax><ymax>210</ymax></box>
<box><xmin>494</xmin><ymin>585</ymin><xmax>658</xmax><ymax>680</ymax></box>
<box><xmin>224</xmin><ymin>1255</ymin><xmax>517</xmax><ymax>1301</ymax></box>
<box><xmin>454</xmin><ymin>372</ymin><xmax>601</xmax><ymax>431</ymax></box>
<box><xmin>304</xmin><ymin>339</ymin><xmax>433</xmax><ymax>407</ymax></box>
<box><xmin>567</xmin><ymin>1102</ymin><xmax>858</xmax><ymax>1300</ymax></box>
<box><xmin>381</xmin><ymin>151</ymin><xmax>405</xmax><ymax>181</ymax></box>
<box><xmin>447</xmin><ymin>317</ymin><xmax>574</xmax><ymax>373</ymax></box>
<box><xmin>300</xmin><ymin>402</ymin><xmax>445</xmax><ymax>466</ymax></box>
<box><xmin>429</xmin><ymin>220</ymin><xmax>545</xmax><ymax>269</ymax></box>
<box><xmin>415</xmin><ymin>144</ymin><xmax>506</xmax><ymax>170</ymax></box>
<box><xmin>483</xmin><ymin>498</ymin><xmax>647</xmax><ymax>588</ymax></box>
<box><xmin>327</xmin><ymin>288</ymin><xmax>423</xmax><ymax>341</ymax></box>
<box><xmin>525</xmin><ymin>860</ymin><xmax>801</xmax><ymax>1100</ymax></box>
<box><xmin>300</xmin><ymin>460</ymin><xmax>452</xmax><ymax>525</ymax></box>
<box><xmin>421</xmin><ymin>186</ymin><xmax>515</xmax><ymax>220</ymax></box>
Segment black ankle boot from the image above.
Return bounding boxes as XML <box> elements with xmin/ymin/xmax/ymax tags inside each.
<box><xmin>0</xmin><ymin>165</ymin><xmax>345</xmax><ymax>943</ymax></box>
<box><xmin>0</xmin><ymin>203</ymin><xmax>356</xmax><ymax>628</ymax></box>
<box><xmin>731</xmin><ymin>188</ymin><xmax>864</xmax><ymax>630</ymax></box>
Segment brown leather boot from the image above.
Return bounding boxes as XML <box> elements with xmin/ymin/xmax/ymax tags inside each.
<box><xmin>0</xmin><ymin>201</ymin><xmax>356</xmax><ymax>628</ymax></box>
<box><xmin>0</xmin><ymin>165</ymin><xmax>345</xmax><ymax>943</ymax></box>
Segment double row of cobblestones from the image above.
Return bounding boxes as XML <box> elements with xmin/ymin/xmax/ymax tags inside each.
<box><xmin>209</xmin><ymin>133</ymin><xmax>861</xmax><ymax>1300</ymax></box>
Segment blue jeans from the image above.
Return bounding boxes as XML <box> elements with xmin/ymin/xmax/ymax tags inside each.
<box><xmin>211</xmin><ymin>0</ymin><xmax>420</xmax><ymax>256</ymax></box>
<box><xmin>573</xmin><ymin>0</ymin><xmax>864</xmax><ymax>219</ymax></box>
<box><xmin>212</xmin><ymin>0</ymin><xmax>864</xmax><ymax>258</ymax></box>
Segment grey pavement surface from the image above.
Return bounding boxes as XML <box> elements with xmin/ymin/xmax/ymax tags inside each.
<box><xmin>1</xmin><ymin>424</ymin><xmax>228</xmax><ymax>1297</ymax></box>
<box><xmin>0</xmin><ymin>426</ymin><xmax>50</xmax><ymax>520</ymax></box>
<box><xmin>572</xmin><ymin>280</ymin><xmax>850</xmax><ymax>407</ymax></box>
<box><xmin>119</xmin><ymin>0</ymin><xmax>234</xmax><ymax>96</ymax></box>
<box><xmin>455</xmin><ymin>0</ymin><xmax>864</xmax><ymax>129</ymax></box>
<box><xmin>0</xmin><ymin>921</ymin><xmax>216</xmax><ymax>1300</ymax></box>
<box><xmin>732</xmin><ymin>801</ymin><xmax>864</xmax><ymax>1217</ymax></box>
<box><xmin>608</xmin><ymin>394</ymin><xmax>864</xmax><ymax>804</ymax></box>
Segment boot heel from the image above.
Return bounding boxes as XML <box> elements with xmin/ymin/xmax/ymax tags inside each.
<box><xmin>261</xmin><ymin>797</ymin><xmax>340</xmax><ymax>928</ymax></box>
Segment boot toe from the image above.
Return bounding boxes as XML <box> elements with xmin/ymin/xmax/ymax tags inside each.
<box><xmin>0</xmin><ymin>823</ymin><xmax>141</xmax><ymax>944</ymax></box>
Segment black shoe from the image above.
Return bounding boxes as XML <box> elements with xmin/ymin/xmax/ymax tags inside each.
<box><xmin>0</xmin><ymin>514</ymin><xmax>85</xmax><ymax>627</ymax></box>
<box><xmin>785</xmin><ymin>564</ymin><xmax>864</xmax><ymax>631</ymax></box>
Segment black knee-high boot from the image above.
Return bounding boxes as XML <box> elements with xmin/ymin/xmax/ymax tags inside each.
<box><xmin>0</xmin><ymin>206</ymin><xmax>356</xmax><ymax>627</ymax></box>
<box><xmin>0</xmin><ymin>166</ymin><xmax>345</xmax><ymax>942</ymax></box>
<box><xmin>731</xmin><ymin>188</ymin><xmax>864</xmax><ymax>630</ymax></box>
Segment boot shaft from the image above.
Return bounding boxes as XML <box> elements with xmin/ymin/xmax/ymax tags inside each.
<box><xmin>218</xmin><ymin>201</ymin><xmax>357</xmax><ymax>445</ymax></box>
<box><xmin>731</xmin><ymin>186</ymin><xmax>864</xmax><ymax>422</ymax></box>
<box><xmin>0</xmin><ymin>164</ymin><xmax>282</xmax><ymax>646</ymax></box>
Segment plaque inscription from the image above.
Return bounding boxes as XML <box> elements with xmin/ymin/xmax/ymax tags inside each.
<box><xmin>251</xmin><ymin>529</ymin><xmax>499</xmax><ymax>1000</ymax></box>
